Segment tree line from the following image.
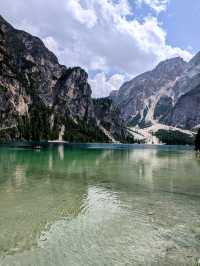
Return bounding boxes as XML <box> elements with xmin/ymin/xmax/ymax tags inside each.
<box><xmin>195</xmin><ymin>129</ymin><xmax>200</xmax><ymax>151</ymax></box>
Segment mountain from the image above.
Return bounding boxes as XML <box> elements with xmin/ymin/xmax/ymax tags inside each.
<box><xmin>110</xmin><ymin>53</ymin><xmax>200</xmax><ymax>144</ymax></box>
<box><xmin>110</xmin><ymin>51</ymin><xmax>200</xmax><ymax>132</ymax></box>
<box><xmin>0</xmin><ymin>15</ymin><xmax>131</xmax><ymax>143</ymax></box>
<box><xmin>110</xmin><ymin>57</ymin><xmax>187</xmax><ymax>128</ymax></box>
<box><xmin>161</xmin><ymin>52</ymin><xmax>200</xmax><ymax>130</ymax></box>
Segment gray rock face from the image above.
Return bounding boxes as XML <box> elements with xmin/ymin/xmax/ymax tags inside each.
<box><xmin>153</xmin><ymin>95</ymin><xmax>173</xmax><ymax>120</ymax></box>
<box><xmin>111</xmin><ymin>51</ymin><xmax>200</xmax><ymax>131</ymax></box>
<box><xmin>169</xmin><ymin>52</ymin><xmax>200</xmax><ymax>101</ymax></box>
<box><xmin>162</xmin><ymin>85</ymin><xmax>200</xmax><ymax>129</ymax></box>
<box><xmin>0</xmin><ymin>15</ymin><xmax>128</xmax><ymax>142</ymax></box>
<box><xmin>110</xmin><ymin>57</ymin><xmax>187</xmax><ymax>127</ymax></box>
<box><xmin>161</xmin><ymin>52</ymin><xmax>200</xmax><ymax>129</ymax></box>
<box><xmin>93</xmin><ymin>98</ymin><xmax>131</xmax><ymax>142</ymax></box>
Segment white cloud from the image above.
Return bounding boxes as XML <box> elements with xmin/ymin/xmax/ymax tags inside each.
<box><xmin>65</xmin><ymin>0</ymin><xmax>97</xmax><ymax>28</ymax></box>
<box><xmin>0</xmin><ymin>0</ymin><xmax>192</xmax><ymax>98</ymax></box>
<box><xmin>15</xmin><ymin>19</ymin><xmax>40</xmax><ymax>36</ymax></box>
<box><xmin>137</xmin><ymin>0</ymin><xmax>169</xmax><ymax>13</ymax></box>
<box><xmin>109</xmin><ymin>74</ymin><xmax>126</xmax><ymax>89</ymax></box>
<box><xmin>89</xmin><ymin>73</ymin><xmax>125</xmax><ymax>98</ymax></box>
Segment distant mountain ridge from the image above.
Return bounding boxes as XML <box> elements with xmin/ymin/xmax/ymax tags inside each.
<box><xmin>110</xmin><ymin>57</ymin><xmax>187</xmax><ymax>128</ymax></box>
<box><xmin>162</xmin><ymin>52</ymin><xmax>200</xmax><ymax>129</ymax></box>
<box><xmin>110</xmin><ymin>52</ymin><xmax>200</xmax><ymax>131</ymax></box>
<box><xmin>0</xmin><ymin>15</ymin><xmax>131</xmax><ymax>143</ymax></box>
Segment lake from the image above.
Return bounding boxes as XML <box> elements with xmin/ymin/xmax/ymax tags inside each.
<box><xmin>0</xmin><ymin>144</ymin><xmax>200</xmax><ymax>265</ymax></box>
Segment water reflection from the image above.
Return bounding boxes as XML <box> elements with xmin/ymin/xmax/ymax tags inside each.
<box><xmin>0</xmin><ymin>146</ymin><xmax>200</xmax><ymax>199</ymax></box>
<box><xmin>48</xmin><ymin>152</ymin><xmax>53</xmax><ymax>171</ymax></box>
<box><xmin>58</xmin><ymin>144</ymin><xmax>64</xmax><ymax>160</ymax></box>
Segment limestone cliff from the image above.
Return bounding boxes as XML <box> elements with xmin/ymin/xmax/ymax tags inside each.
<box><xmin>0</xmin><ymin>15</ymin><xmax>130</xmax><ymax>143</ymax></box>
<box><xmin>110</xmin><ymin>57</ymin><xmax>187</xmax><ymax>127</ymax></box>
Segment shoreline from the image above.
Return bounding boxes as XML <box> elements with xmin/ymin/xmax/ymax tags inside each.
<box><xmin>0</xmin><ymin>141</ymin><xmax>194</xmax><ymax>150</ymax></box>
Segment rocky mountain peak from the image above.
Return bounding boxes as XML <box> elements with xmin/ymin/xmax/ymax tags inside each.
<box><xmin>154</xmin><ymin>57</ymin><xmax>186</xmax><ymax>76</ymax></box>
<box><xmin>110</xmin><ymin>56</ymin><xmax>187</xmax><ymax>126</ymax></box>
<box><xmin>0</xmin><ymin>15</ymin><xmax>58</xmax><ymax>65</ymax></box>
<box><xmin>0</xmin><ymin>15</ymin><xmax>131</xmax><ymax>143</ymax></box>
<box><xmin>161</xmin><ymin>51</ymin><xmax>200</xmax><ymax>130</ymax></box>
<box><xmin>110</xmin><ymin>48</ymin><xmax>200</xmax><ymax>131</ymax></box>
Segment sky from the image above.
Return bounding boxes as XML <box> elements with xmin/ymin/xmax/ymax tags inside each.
<box><xmin>0</xmin><ymin>0</ymin><xmax>199</xmax><ymax>97</ymax></box>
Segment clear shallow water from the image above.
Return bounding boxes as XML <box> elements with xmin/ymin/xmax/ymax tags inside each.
<box><xmin>0</xmin><ymin>144</ymin><xmax>200</xmax><ymax>266</ymax></box>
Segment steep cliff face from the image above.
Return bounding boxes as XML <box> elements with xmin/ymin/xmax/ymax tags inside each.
<box><xmin>161</xmin><ymin>52</ymin><xmax>200</xmax><ymax>129</ymax></box>
<box><xmin>153</xmin><ymin>95</ymin><xmax>173</xmax><ymax>120</ymax></box>
<box><xmin>0</xmin><ymin>15</ymin><xmax>128</xmax><ymax>143</ymax></box>
<box><xmin>110</xmin><ymin>57</ymin><xmax>187</xmax><ymax>127</ymax></box>
<box><xmin>170</xmin><ymin>52</ymin><xmax>200</xmax><ymax>101</ymax></box>
<box><xmin>93</xmin><ymin>98</ymin><xmax>133</xmax><ymax>143</ymax></box>
<box><xmin>161</xmin><ymin>85</ymin><xmax>200</xmax><ymax>130</ymax></box>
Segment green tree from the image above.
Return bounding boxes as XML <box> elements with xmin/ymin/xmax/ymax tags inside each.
<box><xmin>195</xmin><ymin>129</ymin><xmax>200</xmax><ymax>151</ymax></box>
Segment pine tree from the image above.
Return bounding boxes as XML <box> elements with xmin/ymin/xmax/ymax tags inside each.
<box><xmin>195</xmin><ymin>129</ymin><xmax>200</xmax><ymax>151</ymax></box>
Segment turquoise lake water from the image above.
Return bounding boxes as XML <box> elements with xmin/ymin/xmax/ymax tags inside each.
<box><xmin>0</xmin><ymin>144</ymin><xmax>200</xmax><ymax>265</ymax></box>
